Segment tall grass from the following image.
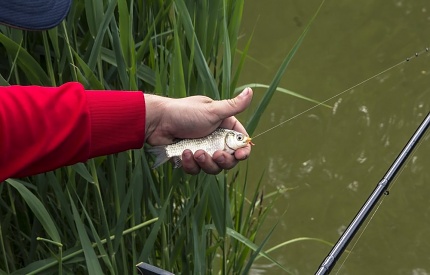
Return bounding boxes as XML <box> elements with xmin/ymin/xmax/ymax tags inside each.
<box><xmin>0</xmin><ymin>0</ymin><xmax>327</xmax><ymax>274</ymax></box>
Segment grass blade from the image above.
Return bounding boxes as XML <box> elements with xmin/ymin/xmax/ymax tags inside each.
<box><xmin>175</xmin><ymin>0</ymin><xmax>219</xmax><ymax>99</ymax></box>
<box><xmin>256</xmin><ymin>237</ymin><xmax>335</xmax><ymax>260</ymax></box>
<box><xmin>0</xmin><ymin>33</ymin><xmax>50</xmax><ymax>85</ymax></box>
<box><xmin>6</xmin><ymin>179</ymin><xmax>61</xmax><ymax>243</ymax></box>
<box><xmin>246</xmin><ymin>0</ymin><xmax>327</xmax><ymax>135</ymax></box>
<box><xmin>236</xmin><ymin>83</ymin><xmax>332</xmax><ymax>108</ymax></box>
<box><xmin>68</xmin><ymin>192</ymin><xmax>104</xmax><ymax>274</ymax></box>
<box><xmin>206</xmin><ymin>225</ymin><xmax>292</xmax><ymax>274</ymax></box>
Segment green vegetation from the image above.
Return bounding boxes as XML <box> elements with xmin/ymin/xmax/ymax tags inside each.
<box><xmin>0</xmin><ymin>0</ymin><xmax>327</xmax><ymax>274</ymax></box>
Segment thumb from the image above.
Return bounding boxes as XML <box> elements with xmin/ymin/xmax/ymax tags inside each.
<box><xmin>213</xmin><ymin>87</ymin><xmax>253</xmax><ymax>119</ymax></box>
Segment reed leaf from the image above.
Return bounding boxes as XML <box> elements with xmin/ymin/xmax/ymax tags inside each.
<box><xmin>175</xmin><ymin>0</ymin><xmax>219</xmax><ymax>99</ymax></box>
<box><xmin>84</xmin><ymin>0</ymin><xmax>104</xmax><ymax>37</ymax></box>
<box><xmin>231</xmin><ymin>30</ymin><xmax>254</xmax><ymax>93</ymax></box>
<box><xmin>0</xmin><ymin>33</ymin><xmax>50</xmax><ymax>85</ymax></box>
<box><xmin>221</xmin><ymin>0</ymin><xmax>232</xmax><ymax>99</ymax></box>
<box><xmin>86</xmin><ymin>0</ymin><xmax>116</xmax><ymax>71</ymax></box>
<box><xmin>236</xmin><ymin>83</ymin><xmax>332</xmax><ymax>108</ymax></box>
<box><xmin>206</xmin><ymin>225</ymin><xmax>292</xmax><ymax>274</ymax></box>
<box><xmin>0</xmin><ymin>74</ymin><xmax>8</xmax><ymax>85</ymax></box>
<box><xmin>69</xmin><ymin>192</ymin><xmax>104</xmax><ymax>274</ymax></box>
<box><xmin>71</xmin><ymin>163</ymin><xmax>94</xmax><ymax>184</ymax></box>
<box><xmin>138</xmin><ymin>189</ymin><xmax>172</xmax><ymax>262</ymax></box>
<box><xmin>256</xmin><ymin>237</ymin><xmax>335</xmax><ymax>261</ymax></box>
<box><xmin>109</xmin><ymin>18</ymin><xmax>131</xmax><ymax>90</ymax></box>
<box><xmin>6</xmin><ymin>179</ymin><xmax>61</xmax><ymax>243</ymax></box>
<box><xmin>170</xmin><ymin>16</ymin><xmax>187</xmax><ymax>97</ymax></box>
<box><xmin>15</xmin><ymin>218</ymin><xmax>158</xmax><ymax>274</ymax></box>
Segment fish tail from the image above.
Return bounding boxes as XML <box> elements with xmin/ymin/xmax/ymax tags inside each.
<box><xmin>147</xmin><ymin>146</ymin><xmax>170</xmax><ymax>168</ymax></box>
<box><xmin>172</xmin><ymin>156</ymin><xmax>182</xmax><ymax>168</ymax></box>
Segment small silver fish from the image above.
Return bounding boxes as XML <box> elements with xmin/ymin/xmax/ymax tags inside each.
<box><xmin>147</xmin><ymin>128</ymin><xmax>253</xmax><ymax>168</ymax></box>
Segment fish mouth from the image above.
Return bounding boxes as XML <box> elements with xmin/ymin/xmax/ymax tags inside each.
<box><xmin>246</xmin><ymin>137</ymin><xmax>255</xmax><ymax>146</ymax></box>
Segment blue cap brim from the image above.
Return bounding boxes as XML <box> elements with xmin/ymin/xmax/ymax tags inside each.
<box><xmin>0</xmin><ymin>0</ymin><xmax>72</xmax><ymax>30</ymax></box>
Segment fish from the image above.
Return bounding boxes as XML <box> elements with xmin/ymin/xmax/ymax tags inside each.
<box><xmin>147</xmin><ymin>128</ymin><xmax>253</xmax><ymax>168</ymax></box>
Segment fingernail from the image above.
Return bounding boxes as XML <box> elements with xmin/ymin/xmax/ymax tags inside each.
<box><xmin>196</xmin><ymin>154</ymin><xmax>205</xmax><ymax>162</ymax></box>
<box><xmin>183</xmin><ymin>151</ymin><xmax>192</xmax><ymax>160</ymax></box>
<box><xmin>215</xmin><ymin>155</ymin><xmax>225</xmax><ymax>164</ymax></box>
<box><xmin>239</xmin><ymin>87</ymin><xmax>250</xmax><ymax>98</ymax></box>
<box><xmin>238</xmin><ymin>154</ymin><xmax>248</xmax><ymax>161</ymax></box>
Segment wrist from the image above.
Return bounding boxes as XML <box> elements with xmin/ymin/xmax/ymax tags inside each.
<box><xmin>144</xmin><ymin>94</ymin><xmax>167</xmax><ymax>142</ymax></box>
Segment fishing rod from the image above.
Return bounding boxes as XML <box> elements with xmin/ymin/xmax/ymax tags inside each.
<box><xmin>315</xmin><ymin>111</ymin><xmax>430</xmax><ymax>275</ymax></box>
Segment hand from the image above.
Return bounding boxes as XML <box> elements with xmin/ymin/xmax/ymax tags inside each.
<box><xmin>144</xmin><ymin>87</ymin><xmax>253</xmax><ymax>174</ymax></box>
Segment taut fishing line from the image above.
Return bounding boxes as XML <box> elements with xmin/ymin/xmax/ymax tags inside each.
<box><xmin>251</xmin><ymin>47</ymin><xmax>430</xmax><ymax>140</ymax></box>
<box><xmin>334</xmin><ymin>129</ymin><xmax>430</xmax><ymax>274</ymax></box>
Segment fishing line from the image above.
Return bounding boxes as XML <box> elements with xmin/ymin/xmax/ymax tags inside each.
<box><xmin>334</xmin><ymin>129</ymin><xmax>430</xmax><ymax>274</ymax></box>
<box><xmin>334</xmin><ymin>194</ymin><xmax>385</xmax><ymax>274</ymax></box>
<box><xmin>251</xmin><ymin>47</ymin><xmax>430</xmax><ymax>140</ymax></box>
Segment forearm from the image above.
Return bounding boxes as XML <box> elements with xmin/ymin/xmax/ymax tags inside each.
<box><xmin>0</xmin><ymin>82</ymin><xmax>145</xmax><ymax>181</ymax></box>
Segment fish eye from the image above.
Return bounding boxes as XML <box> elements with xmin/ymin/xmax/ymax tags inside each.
<box><xmin>237</xmin><ymin>135</ymin><xmax>244</xmax><ymax>141</ymax></box>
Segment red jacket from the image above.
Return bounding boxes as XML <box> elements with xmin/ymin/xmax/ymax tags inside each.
<box><xmin>0</xmin><ymin>82</ymin><xmax>145</xmax><ymax>181</ymax></box>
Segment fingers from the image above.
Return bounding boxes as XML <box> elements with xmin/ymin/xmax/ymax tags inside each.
<box><xmin>181</xmin><ymin>149</ymin><xmax>247</xmax><ymax>175</ymax></box>
<box><xmin>181</xmin><ymin>150</ymin><xmax>201</xmax><ymax>174</ymax></box>
<box><xmin>181</xmin><ymin>150</ymin><xmax>223</xmax><ymax>175</ymax></box>
<box><xmin>213</xmin><ymin>150</ymin><xmax>241</xmax><ymax>170</ymax></box>
<box><xmin>233</xmin><ymin>144</ymin><xmax>251</xmax><ymax>161</ymax></box>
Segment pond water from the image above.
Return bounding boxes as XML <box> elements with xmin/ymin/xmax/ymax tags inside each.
<box><xmin>238</xmin><ymin>0</ymin><xmax>430</xmax><ymax>274</ymax></box>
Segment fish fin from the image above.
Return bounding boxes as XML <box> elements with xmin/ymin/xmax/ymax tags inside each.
<box><xmin>146</xmin><ymin>146</ymin><xmax>170</xmax><ymax>168</ymax></box>
<box><xmin>172</xmin><ymin>156</ymin><xmax>182</xmax><ymax>168</ymax></box>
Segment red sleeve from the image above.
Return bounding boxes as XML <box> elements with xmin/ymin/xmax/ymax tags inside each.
<box><xmin>0</xmin><ymin>82</ymin><xmax>145</xmax><ymax>181</ymax></box>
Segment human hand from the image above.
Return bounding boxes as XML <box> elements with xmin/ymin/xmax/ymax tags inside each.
<box><xmin>145</xmin><ymin>88</ymin><xmax>253</xmax><ymax>174</ymax></box>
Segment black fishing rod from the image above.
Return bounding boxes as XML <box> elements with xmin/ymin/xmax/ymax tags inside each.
<box><xmin>316</xmin><ymin>111</ymin><xmax>430</xmax><ymax>275</ymax></box>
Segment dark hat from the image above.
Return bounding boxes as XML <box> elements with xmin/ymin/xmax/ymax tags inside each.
<box><xmin>0</xmin><ymin>0</ymin><xmax>72</xmax><ymax>30</ymax></box>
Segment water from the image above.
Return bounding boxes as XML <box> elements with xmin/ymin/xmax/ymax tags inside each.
<box><xmin>238</xmin><ymin>0</ymin><xmax>430</xmax><ymax>274</ymax></box>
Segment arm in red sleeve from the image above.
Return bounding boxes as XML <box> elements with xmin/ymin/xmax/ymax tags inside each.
<box><xmin>0</xmin><ymin>82</ymin><xmax>145</xmax><ymax>181</ymax></box>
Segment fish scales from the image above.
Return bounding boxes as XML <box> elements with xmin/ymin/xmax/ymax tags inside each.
<box><xmin>165</xmin><ymin>128</ymin><xmax>229</xmax><ymax>157</ymax></box>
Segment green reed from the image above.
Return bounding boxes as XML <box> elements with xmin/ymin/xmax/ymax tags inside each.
<box><xmin>0</xmin><ymin>0</ymin><xmax>328</xmax><ymax>274</ymax></box>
